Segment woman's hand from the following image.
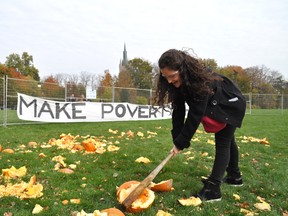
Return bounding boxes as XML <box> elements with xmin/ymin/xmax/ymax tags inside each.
<box><xmin>170</xmin><ymin>145</ymin><xmax>181</xmax><ymax>155</ymax></box>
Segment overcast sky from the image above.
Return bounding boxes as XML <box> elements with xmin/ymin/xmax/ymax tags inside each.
<box><xmin>1</xmin><ymin>0</ymin><xmax>288</xmax><ymax>80</ymax></box>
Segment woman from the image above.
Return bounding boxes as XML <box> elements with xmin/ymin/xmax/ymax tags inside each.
<box><xmin>154</xmin><ymin>49</ymin><xmax>246</xmax><ymax>202</ymax></box>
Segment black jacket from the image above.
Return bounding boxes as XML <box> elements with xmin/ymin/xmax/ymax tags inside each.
<box><xmin>171</xmin><ymin>73</ymin><xmax>246</xmax><ymax>150</ymax></box>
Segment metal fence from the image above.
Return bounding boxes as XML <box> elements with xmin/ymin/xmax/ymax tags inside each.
<box><xmin>1</xmin><ymin>76</ymin><xmax>287</xmax><ymax>126</ymax></box>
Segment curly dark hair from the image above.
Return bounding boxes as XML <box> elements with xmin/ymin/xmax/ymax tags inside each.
<box><xmin>154</xmin><ymin>49</ymin><xmax>220</xmax><ymax>106</ymax></box>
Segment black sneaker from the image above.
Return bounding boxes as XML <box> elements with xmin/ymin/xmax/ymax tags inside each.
<box><xmin>195</xmin><ymin>179</ymin><xmax>222</xmax><ymax>202</ymax></box>
<box><xmin>222</xmin><ymin>176</ymin><xmax>243</xmax><ymax>186</ymax></box>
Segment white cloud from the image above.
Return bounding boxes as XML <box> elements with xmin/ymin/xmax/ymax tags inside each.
<box><xmin>0</xmin><ymin>0</ymin><xmax>288</xmax><ymax>79</ymax></box>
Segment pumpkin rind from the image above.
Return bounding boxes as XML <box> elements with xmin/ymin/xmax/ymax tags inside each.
<box><xmin>117</xmin><ymin>181</ymin><xmax>155</xmax><ymax>213</ymax></box>
<box><xmin>149</xmin><ymin>179</ymin><xmax>173</xmax><ymax>192</ymax></box>
<box><xmin>82</xmin><ymin>140</ymin><xmax>96</xmax><ymax>152</ymax></box>
<box><xmin>101</xmin><ymin>208</ymin><xmax>125</xmax><ymax>216</ymax></box>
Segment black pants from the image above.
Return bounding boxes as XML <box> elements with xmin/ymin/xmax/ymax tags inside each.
<box><xmin>209</xmin><ymin>124</ymin><xmax>241</xmax><ymax>184</ymax></box>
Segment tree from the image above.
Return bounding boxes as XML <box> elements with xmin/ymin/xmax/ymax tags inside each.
<box><xmin>245</xmin><ymin>65</ymin><xmax>274</xmax><ymax>93</ymax></box>
<box><xmin>219</xmin><ymin>65</ymin><xmax>250</xmax><ymax>93</ymax></box>
<box><xmin>42</xmin><ymin>76</ymin><xmax>64</xmax><ymax>98</ymax></box>
<box><xmin>200</xmin><ymin>58</ymin><xmax>219</xmax><ymax>72</ymax></box>
<box><xmin>79</xmin><ymin>71</ymin><xmax>100</xmax><ymax>89</ymax></box>
<box><xmin>114</xmin><ymin>68</ymin><xmax>136</xmax><ymax>102</ymax></box>
<box><xmin>267</xmin><ymin>71</ymin><xmax>287</xmax><ymax>94</ymax></box>
<box><xmin>126</xmin><ymin>58</ymin><xmax>153</xmax><ymax>89</ymax></box>
<box><xmin>97</xmin><ymin>70</ymin><xmax>114</xmax><ymax>101</ymax></box>
<box><xmin>50</xmin><ymin>73</ymin><xmax>68</xmax><ymax>87</ymax></box>
<box><xmin>0</xmin><ymin>63</ymin><xmax>27</xmax><ymax>79</ymax></box>
<box><xmin>151</xmin><ymin>63</ymin><xmax>160</xmax><ymax>90</ymax></box>
<box><xmin>115</xmin><ymin>68</ymin><xmax>134</xmax><ymax>88</ymax></box>
<box><xmin>79</xmin><ymin>71</ymin><xmax>92</xmax><ymax>87</ymax></box>
<box><xmin>100</xmin><ymin>70</ymin><xmax>113</xmax><ymax>86</ymax></box>
<box><xmin>5</xmin><ymin>52</ymin><xmax>40</xmax><ymax>81</ymax></box>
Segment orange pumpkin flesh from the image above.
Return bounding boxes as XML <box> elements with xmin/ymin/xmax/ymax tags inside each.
<box><xmin>2</xmin><ymin>148</ymin><xmax>14</xmax><ymax>154</ymax></box>
<box><xmin>149</xmin><ymin>179</ymin><xmax>174</xmax><ymax>192</ymax></box>
<box><xmin>116</xmin><ymin>180</ymin><xmax>140</xmax><ymax>196</ymax></box>
<box><xmin>82</xmin><ymin>140</ymin><xmax>96</xmax><ymax>152</ymax></box>
<box><xmin>101</xmin><ymin>208</ymin><xmax>125</xmax><ymax>216</ymax></box>
<box><xmin>117</xmin><ymin>181</ymin><xmax>155</xmax><ymax>213</ymax></box>
<box><xmin>72</xmin><ymin>144</ymin><xmax>84</xmax><ymax>151</ymax></box>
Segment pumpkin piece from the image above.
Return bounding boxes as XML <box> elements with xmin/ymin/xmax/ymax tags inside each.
<box><xmin>70</xmin><ymin>198</ymin><xmax>81</xmax><ymax>204</ymax></box>
<box><xmin>135</xmin><ymin>157</ymin><xmax>151</xmax><ymax>164</ymax></box>
<box><xmin>2</xmin><ymin>166</ymin><xmax>27</xmax><ymax>178</ymax></box>
<box><xmin>0</xmin><ymin>144</ymin><xmax>2</xmax><ymax>152</ymax></box>
<box><xmin>28</xmin><ymin>141</ymin><xmax>38</xmax><ymax>147</ymax></box>
<box><xmin>116</xmin><ymin>180</ymin><xmax>140</xmax><ymax>196</ymax></box>
<box><xmin>72</xmin><ymin>144</ymin><xmax>84</xmax><ymax>151</ymax></box>
<box><xmin>58</xmin><ymin>168</ymin><xmax>74</xmax><ymax>174</ymax></box>
<box><xmin>149</xmin><ymin>179</ymin><xmax>174</xmax><ymax>192</ymax></box>
<box><xmin>108</xmin><ymin>129</ymin><xmax>118</xmax><ymax>134</ymax></box>
<box><xmin>38</xmin><ymin>153</ymin><xmax>47</xmax><ymax>158</ymax></box>
<box><xmin>62</xmin><ymin>200</ymin><xmax>69</xmax><ymax>205</ymax></box>
<box><xmin>82</xmin><ymin>139</ymin><xmax>96</xmax><ymax>152</ymax></box>
<box><xmin>178</xmin><ymin>196</ymin><xmax>202</xmax><ymax>206</ymax></box>
<box><xmin>2</xmin><ymin>148</ymin><xmax>14</xmax><ymax>154</ymax></box>
<box><xmin>126</xmin><ymin>130</ymin><xmax>134</xmax><ymax>138</ymax></box>
<box><xmin>32</xmin><ymin>204</ymin><xmax>44</xmax><ymax>214</ymax></box>
<box><xmin>107</xmin><ymin>145</ymin><xmax>120</xmax><ymax>152</ymax></box>
<box><xmin>117</xmin><ymin>181</ymin><xmax>155</xmax><ymax>213</ymax></box>
<box><xmin>95</xmin><ymin>147</ymin><xmax>106</xmax><ymax>154</ymax></box>
<box><xmin>254</xmin><ymin>196</ymin><xmax>271</xmax><ymax>211</ymax></box>
<box><xmin>100</xmin><ymin>208</ymin><xmax>125</xmax><ymax>216</ymax></box>
<box><xmin>28</xmin><ymin>175</ymin><xmax>37</xmax><ymax>186</ymax></box>
<box><xmin>137</xmin><ymin>131</ymin><xmax>144</xmax><ymax>137</ymax></box>
<box><xmin>20</xmin><ymin>175</ymin><xmax>43</xmax><ymax>199</ymax></box>
<box><xmin>260</xmin><ymin>138</ymin><xmax>269</xmax><ymax>145</ymax></box>
<box><xmin>23</xmin><ymin>184</ymin><xmax>43</xmax><ymax>199</ymax></box>
<box><xmin>156</xmin><ymin>210</ymin><xmax>172</xmax><ymax>216</ymax></box>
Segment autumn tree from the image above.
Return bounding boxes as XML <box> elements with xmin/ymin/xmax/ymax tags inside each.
<box><xmin>0</xmin><ymin>63</ymin><xmax>26</xmax><ymax>79</ymax></box>
<box><xmin>5</xmin><ymin>52</ymin><xmax>40</xmax><ymax>81</ymax></box>
<box><xmin>0</xmin><ymin>64</ymin><xmax>30</xmax><ymax>107</ymax></box>
<box><xmin>200</xmin><ymin>58</ymin><xmax>219</xmax><ymax>72</ymax></box>
<box><xmin>50</xmin><ymin>73</ymin><xmax>69</xmax><ymax>86</ymax></box>
<box><xmin>114</xmin><ymin>68</ymin><xmax>136</xmax><ymax>102</ymax></box>
<box><xmin>245</xmin><ymin>65</ymin><xmax>274</xmax><ymax>93</ymax></box>
<box><xmin>126</xmin><ymin>58</ymin><xmax>153</xmax><ymax>89</ymax></box>
<box><xmin>97</xmin><ymin>70</ymin><xmax>114</xmax><ymax>101</ymax></box>
<box><xmin>218</xmin><ymin>65</ymin><xmax>250</xmax><ymax>93</ymax></box>
<box><xmin>42</xmin><ymin>76</ymin><xmax>65</xmax><ymax>99</ymax></box>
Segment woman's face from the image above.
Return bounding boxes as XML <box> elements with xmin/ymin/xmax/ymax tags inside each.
<box><xmin>161</xmin><ymin>68</ymin><xmax>182</xmax><ymax>88</ymax></box>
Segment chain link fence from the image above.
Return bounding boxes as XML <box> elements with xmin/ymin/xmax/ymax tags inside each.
<box><xmin>1</xmin><ymin>76</ymin><xmax>287</xmax><ymax>126</ymax></box>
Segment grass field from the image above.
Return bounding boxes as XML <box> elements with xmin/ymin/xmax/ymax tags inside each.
<box><xmin>0</xmin><ymin>112</ymin><xmax>287</xmax><ymax>215</ymax></box>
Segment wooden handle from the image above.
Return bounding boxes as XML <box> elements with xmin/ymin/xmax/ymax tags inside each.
<box><xmin>122</xmin><ymin>153</ymin><xmax>173</xmax><ymax>208</ymax></box>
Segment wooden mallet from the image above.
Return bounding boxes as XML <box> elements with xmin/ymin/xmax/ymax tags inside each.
<box><xmin>122</xmin><ymin>152</ymin><xmax>174</xmax><ymax>209</ymax></box>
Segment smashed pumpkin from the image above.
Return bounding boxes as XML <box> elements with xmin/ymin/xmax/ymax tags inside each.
<box><xmin>117</xmin><ymin>181</ymin><xmax>155</xmax><ymax>213</ymax></box>
<box><xmin>101</xmin><ymin>208</ymin><xmax>125</xmax><ymax>216</ymax></box>
<box><xmin>178</xmin><ymin>196</ymin><xmax>202</xmax><ymax>206</ymax></box>
<box><xmin>149</xmin><ymin>179</ymin><xmax>174</xmax><ymax>192</ymax></box>
<box><xmin>2</xmin><ymin>148</ymin><xmax>14</xmax><ymax>154</ymax></box>
<box><xmin>72</xmin><ymin>144</ymin><xmax>84</xmax><ymax>151</ymax></box>
<box><xmin>82</xmin><ymin>139</ymin><xmax>96</xmax><ymax>152</ymax></box>
<box><xmin>2</xmin><ymin>166</ymin><xmax>27</xmax><ymax>178</ymax></box>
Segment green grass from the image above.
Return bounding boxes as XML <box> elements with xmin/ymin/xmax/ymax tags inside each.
<box><xmin>0</xmin><ymin>112</ymin><xmax>288</xmax><ymax>216</ymax></box>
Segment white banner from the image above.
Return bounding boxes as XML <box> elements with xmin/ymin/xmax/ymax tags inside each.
<box><xmin>17</xmin><ymin>93</ymin><xmax>172</xmax><ymax>122</ymax></box>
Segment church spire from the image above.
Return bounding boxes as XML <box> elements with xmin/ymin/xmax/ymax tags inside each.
<box><xmin>122</xmin><ymin>43</ymin><xmax>128</xmax><ymax>66</ymax></box>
